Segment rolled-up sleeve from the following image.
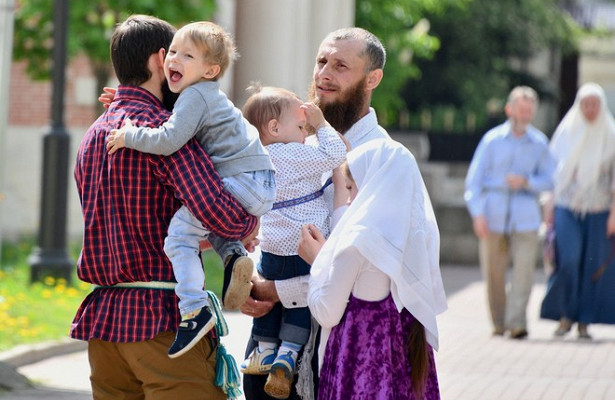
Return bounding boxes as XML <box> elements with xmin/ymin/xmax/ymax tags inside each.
<box><xmin>275</xmin><ymin>275</ymin><xmax>310</xmax><ymax>308</ymax></box>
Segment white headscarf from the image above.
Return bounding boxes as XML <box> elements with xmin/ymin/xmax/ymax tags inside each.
<box><xmin>550</xmin><ymin>82</ymin><xmax>615</xmax><ymax>212</ymax></box>
<box><xmin>310</xmin><ymin>139</ymin><xmax>447</xmax><ymax>350</ymax></box>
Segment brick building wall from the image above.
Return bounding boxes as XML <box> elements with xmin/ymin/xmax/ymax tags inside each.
<box><xmin>9</xmin><ymin>54</ymin><xmax>101</xmax><ymax>127</ymax></box>
<box><xmin>3</xmin><ymin>54</ymin><xmax>101</xmax><ymax>241</ymax></box>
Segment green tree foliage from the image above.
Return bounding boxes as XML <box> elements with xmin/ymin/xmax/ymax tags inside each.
<box><xmin>13</xmin><ymin>0</ymin><xmax>216</xmax><ymax>102</ymax></box>
<box><xmin>399</xmin><ymin>0</ymin><xmax>579</xmax><ymax>131</ymax></box>
<box><xmin>355</xmin><ymin>0</ymin><xmax>466</xmax><ymax>127</ymax></box>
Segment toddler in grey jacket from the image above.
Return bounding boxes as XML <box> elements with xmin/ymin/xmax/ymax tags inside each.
<box><xmin>106</xmin><ymin>21</ymin><xmax>275</xmax><ymax>359</ymax></box>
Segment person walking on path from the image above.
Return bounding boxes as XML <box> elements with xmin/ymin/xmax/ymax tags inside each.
<box><xmin>465</xmin><ymin>86</ymin><xmax>556</xmax><ymax>339</ymax></box>
<box><xmin>540</xmin><ymin>82</ymin><xmax>615</xmax><ymax>339</ymax></box>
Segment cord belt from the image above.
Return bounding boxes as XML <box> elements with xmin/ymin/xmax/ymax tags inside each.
<box><xmin>93</xmin><ymin>281</ymin><xmax>177</xmax><ymax>290</ymax></box>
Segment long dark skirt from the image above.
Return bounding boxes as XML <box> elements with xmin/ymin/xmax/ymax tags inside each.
<box><xmin>318</xmin><ymin>294</ymin><xmax>440</xmax><ymax>400</ymax></box>
<box><xmin>541</xmin><ymin>207</ymin><xmax>615</xmax><ymax>324</ymax></box>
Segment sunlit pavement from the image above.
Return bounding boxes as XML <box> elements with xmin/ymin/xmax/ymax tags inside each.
<box><xmin>5</xmin><ymin>265</ymin><xmax>615</xmax><ymax>400</ymax></box>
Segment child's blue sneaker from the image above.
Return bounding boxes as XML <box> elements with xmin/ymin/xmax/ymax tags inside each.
<box><xmin>240</xmin><ymin>347</ymin><xmax>277</xmax><ymax>375</ymax></box>
<box><xmin>168</xmin><ymin>306</ymin><xmax>216</xmax><ymax>359</ymax></box>
<box><xmin>264</xmin><ymin>350</ymin><xmax>297</xmax><ymax>399</ymax></box>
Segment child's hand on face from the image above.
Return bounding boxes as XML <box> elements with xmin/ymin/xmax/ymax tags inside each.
<box><xmin>301</xmin><ymin>102</ymin><xmax>329</xmax><ymax>131</ymax></box>
<box><xmin>106</xmin><ymin>118</ymin><xmax>133</xmax><ymax>154</ymax></box>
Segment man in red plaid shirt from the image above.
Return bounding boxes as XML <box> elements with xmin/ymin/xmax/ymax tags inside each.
<box><xmin>70</xmin><ymin>15</ymin><xmax>258</xmax><ymax>399</ymax></box>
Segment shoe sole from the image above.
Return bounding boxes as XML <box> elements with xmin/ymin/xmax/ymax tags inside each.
<box><xmin>492</xmin><ymin>328</ymin><xmax>505</xmax><ymax>336</ymax></box>
<box><xmin>167</xmin><ymin>315</ymin><xmax>217</xmax><ymax>359</ymax></box>
<box><xmin>223</xmin><ymin>257</ymin><xmax>254</xmax><ymax>310</ymax></box>
<box><xmin>240</xmin><ymin>363</ymin><xmax>273</xmax><ymax>375</ymax></box>
<box><xmin>578</xmin><ymin>334</ymin><xmax>592</xmax><ymax>340</ymax></box>
<box><xmin>510</xmin><ymin>331</ymin><xmax>528</xmax><ymax>340</ymax></box>
<box><xmin>264</xmin><ymin>364</ymin><xmax>293</xmax><ymax>399</ymax></box>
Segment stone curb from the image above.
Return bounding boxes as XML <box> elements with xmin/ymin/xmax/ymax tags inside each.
<box><xmin>0</xmin><ymin>339</ymin><xmax>86</xmax><ymax>368</ymax></box>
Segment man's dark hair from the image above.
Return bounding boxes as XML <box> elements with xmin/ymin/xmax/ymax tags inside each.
<box><xmin>110</xmin><ymin>15</ymin><xmax>176</xmax><ymax>85</ymax></box>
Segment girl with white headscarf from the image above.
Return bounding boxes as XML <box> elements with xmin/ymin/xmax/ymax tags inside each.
<box><xmin>300</xmin><ymin>139</ymin><xmax>447</xmax><ymax>400</ymax></box>
<box><xmin>540</xmin><ymin>82</ymin><xmax>615</xmax><ymax>339</ymax></box>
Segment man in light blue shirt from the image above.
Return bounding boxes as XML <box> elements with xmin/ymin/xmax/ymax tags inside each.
<box><xmin>465</xmin><ymin>86</ymin><xmax>555</xmax><ymax>339</ymax></box>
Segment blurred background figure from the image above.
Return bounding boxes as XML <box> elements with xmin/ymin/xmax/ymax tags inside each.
<box><xmin>465</xmin><ymin>86</ymin><xmax>555</xmax><ymax>340</ymax></box>
<box><xmin>540</xmin><ymin>82</ymin><xmax>615</xmax><ymax>340</ymax></box>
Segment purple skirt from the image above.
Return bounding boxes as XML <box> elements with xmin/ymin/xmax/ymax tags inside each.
<box><xmin>318</xmin><ymin>294</ymin><xmax>440</xmax><ymax>400</ymax></box>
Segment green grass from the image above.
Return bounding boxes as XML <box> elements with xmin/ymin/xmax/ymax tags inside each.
<box><xmin>0</xmin><ymin>239</ymin><xmax>223</xmax><ymax>352</ymax></box>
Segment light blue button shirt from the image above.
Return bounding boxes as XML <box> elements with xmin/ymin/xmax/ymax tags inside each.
<box><xmin>464</xmin><ymin>121</ymin><xmax>555</xmax><ymax>233</ymax></box>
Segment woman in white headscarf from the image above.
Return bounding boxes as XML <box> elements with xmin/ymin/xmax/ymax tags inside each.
<box><xmin>299</xmin><ymin>139</ymin><xmax>447</xmax><ymax>400</ymax></box>
<box><xmin>540</xmin><ymin>82</ymin><xmax>615</xmax><ymax>339</ymax></box>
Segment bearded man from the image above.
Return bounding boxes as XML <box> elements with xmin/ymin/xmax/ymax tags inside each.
<box><xmin>241</xmin><ymin>27</ymin><xmax>392</xmax><ymax>400</ymax></box>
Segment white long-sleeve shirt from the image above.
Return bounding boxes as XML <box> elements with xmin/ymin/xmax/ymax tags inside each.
<box><xmin>307</xmin><ymin>246</ymin><xmax>390</xmax><ymax>328</ymax></box>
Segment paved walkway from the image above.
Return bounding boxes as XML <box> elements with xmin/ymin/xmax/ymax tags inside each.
<box><xmin>3</xmin><ymin>265</ymin><xmax>615</xmax><ymax>400</ymax></box>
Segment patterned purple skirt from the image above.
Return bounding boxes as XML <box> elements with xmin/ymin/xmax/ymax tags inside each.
<box><xmin>318</xmin><ymin>294</ymin><xmax>440</xmax><ymax>400</ymax></box>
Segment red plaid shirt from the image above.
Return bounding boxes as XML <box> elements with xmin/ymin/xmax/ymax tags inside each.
<box><xmin>71</xmin><ymin>86</ymin><xmax>257</xmax><ymax>342</ymax></box>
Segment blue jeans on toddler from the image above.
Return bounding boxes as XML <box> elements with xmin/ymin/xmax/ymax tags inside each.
<box><xmin>207</xmin><ymin>170</ymin><xmax>276</xmax><ymax>256</ymax></box>
<box><xmin>164</xmin><ymin>170</ymin><xmax>275</xmax><ymax>316</ymax></box>
<box><xmin>251</xmin><ymin>252</ymin><xmax>311</xmax><ymax>345</ymax></box>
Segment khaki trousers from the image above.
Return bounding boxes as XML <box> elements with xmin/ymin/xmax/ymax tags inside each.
<box><xmin>479</xmin><ymin>231</ymin><xmax>538</xmax><ymax>331</ymax></box>
<box><xmin>88</xmin><ymin>331</ymin><xmax>225</xmax><ymax>400</ymax></box>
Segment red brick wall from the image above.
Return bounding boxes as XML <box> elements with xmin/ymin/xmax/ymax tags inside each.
<box><xmin>9</xmin><ymin>54</ymin><xmax>100</xmax><ymax>126</ymax></box>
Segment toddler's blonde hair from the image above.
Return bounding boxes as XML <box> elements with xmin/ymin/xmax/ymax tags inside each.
<box><xmin>176</xmin><ymin>21</ymin><xmax>238</xmax><ymax>80</ymax></box>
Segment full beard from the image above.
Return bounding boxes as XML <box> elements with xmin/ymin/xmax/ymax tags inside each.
<box><xmin>308</xmin><ymin>77</ymin><xmax>367</xmax><ymax>134</ymax></box>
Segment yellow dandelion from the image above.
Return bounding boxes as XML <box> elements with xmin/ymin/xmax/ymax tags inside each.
<box><xmin>54</xmin><ymin>285</ymin><xmax>67</xmax><ymax>294</ymax></box>
<box><xmin>18</xmin><ymin>328</ymin><xmax>32</xmax><ymax>337</ymax></box>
